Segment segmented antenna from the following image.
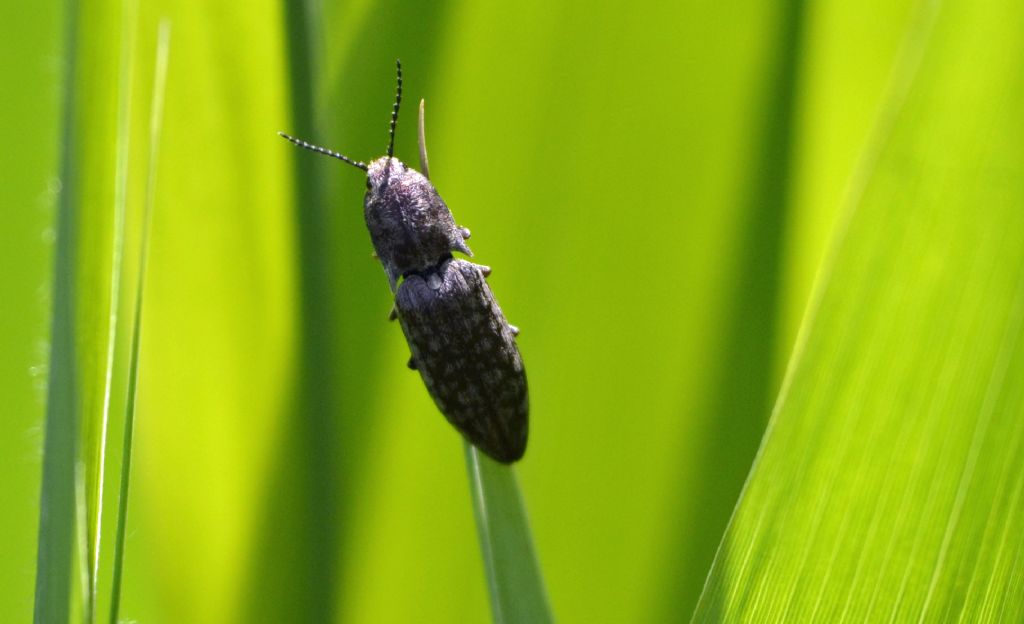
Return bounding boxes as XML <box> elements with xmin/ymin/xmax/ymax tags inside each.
<box><xmin>388</xmin><ymin>59</ymin><xmax>403</xmax><ymax>159</ymax></box>
<box><xmin>277</xmin><ymin>132</ymin><xmax>368</xmax><ymax>171</ymax></box>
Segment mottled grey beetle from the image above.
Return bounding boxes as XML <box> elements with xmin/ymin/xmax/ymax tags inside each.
<box><xmin>279</xmin><ymin>60</ymin><xmax>528</xmax><ymax>463</ymax></box>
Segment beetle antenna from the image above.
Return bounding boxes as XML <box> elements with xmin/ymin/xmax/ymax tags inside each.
<box><xmin>278</xmin><ymin>132</ymin><xmax>368</xmax><ymax>171</ymax></box>
<box><xmin>388</xmin><ymin>59</ymin><xmax>402</xmax><ymax>159</ymax></box>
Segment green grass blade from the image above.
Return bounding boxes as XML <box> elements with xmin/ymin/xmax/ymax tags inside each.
<box><xmin>34</xmin><ymin>0</ymin><xmax>82</xmax><ymax>620</ymax></box>
<box><xmin>465</xmin><ymin>445</ymin><xmax>552</xmax><ymax>624</ymax></box>
<box><xmin>237</xmin><ymin>1</ymin><xmax>344</xmax><ymax>620</ymax></box>
<box><xmin>107</xmin><ymin>20</ymin><xmax>170</xmax><ymax>624</ymax></box>
<box><xmin>693</xmin><ymin>0</ymin><xmax>1024</xmax><ymax>620</ymax></box>
<box><xmin>87</xmin><ymin>0</ymin><xmax>138</xmax><ymax>617</ymax></box>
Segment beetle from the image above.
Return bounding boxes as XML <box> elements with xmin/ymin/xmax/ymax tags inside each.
<box><xmin>279</xmin><ymin>60</ymin><xmax>528</xmax><ymax>463</ymax></box>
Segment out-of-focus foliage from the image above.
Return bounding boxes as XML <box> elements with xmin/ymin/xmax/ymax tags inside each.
<box><xmin>5</xmin><ymin>0</ymin><xmax>1022</xmax><ymax>621</ymax></box>
<box><xmin>695</xmin><ymin>0</ymin><xmax>1024</xmax><ymax>619</ymax></box>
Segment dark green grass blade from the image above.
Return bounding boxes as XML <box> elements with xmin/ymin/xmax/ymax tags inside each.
<box><xmin>34</xmin><ymin>0</ymin><xmax>82</xmax><ymax>620</ymax></box>
<box><xmin>465</xmin><ymin>445</ymin><xmax>553</xmax><ymax>624</ymax></box>
<box><xmin>238</xmin><ymin>1</ymin><xmax>343</xmax><ymax>620</ymax></box>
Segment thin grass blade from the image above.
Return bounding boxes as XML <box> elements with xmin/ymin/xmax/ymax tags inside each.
<box><xmin>85</xmin><ymin>1</ymin><xmax>139</xmax><ymax>618</ymax></box>
<box><xmin>107</xmin><ymin>19</ymin><xmax>170</xmax><ymax>624</ymax></box>
<box><xmin>465</xmin><ymin>444</ymin><xmax>552</xmax><ymax>624</ymax></box>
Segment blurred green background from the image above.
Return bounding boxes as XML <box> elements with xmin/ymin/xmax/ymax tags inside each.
<box><xmin>5</xmin><ymin>0</ymin><xmax>1023</xmax><ymax>621</ymax></box>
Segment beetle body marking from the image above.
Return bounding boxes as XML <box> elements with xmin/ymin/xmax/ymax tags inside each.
<box><xmin>279</xmin><ymin>60</ymin><xmax>528</xmax><ymax>463</ymax></box>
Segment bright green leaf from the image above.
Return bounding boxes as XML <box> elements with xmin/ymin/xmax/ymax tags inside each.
<box><xmin>694</xmin><ymin>0</ymin><xmax>1024</xmax><ymax>619</ymax></box>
